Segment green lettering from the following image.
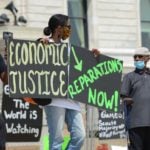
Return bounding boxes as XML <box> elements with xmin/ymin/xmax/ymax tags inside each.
<box><xmin>74</xmin><ymin>80</ymin><xmax>82</xmax><ymax>94</ymax></box>
<box><xmin>78</xmin><ymin>76</ymin><xmax>85</xmax><ymax>90</ymax></box>
<box><xmin>87</xmin><ymin>69</ymin><xmax>98</xmax><ymax>81</ymax></box>
<box><xmin>104</xmin><ymin>91</ymin><xmax>119</xmax><ymax>111</ymax></box>
<box><xmin>97</xmin><ymin>63</ymin><xmax>104</xmax><ymax>75</ymax></box>
<box><xmin>83</xmin><ymin>74</ymin><xmax>92</xmax><ymax>87</ymax></box>
<box><xmin>117</xmin><ymin>60</ymin><xmax>123</xmax><ymax>73</ymax></box>
<box><xmin>93</xmin><ymin>66</ymin><xmax>102</xmax><ymax>78</ymax></box>
<box><xmin>88</xmin><ymin>88</ymin><xmax>96</xmax><ymax>105</ymax></box>
<box><xmin>68</xmin><ymin>85</ymin><xmax>76</xmax><ymax>99</ymax></box>
<box><xmin>97</xmin><ymin>91</ymin><xmax>104</xmax><ymax>107</ymax></box>
<box><xmin>103</xmin><ymin>62</ymin><xmax>110</xmax><ymax>75</ymax></box>
<box><xmin>104</xmin><ymin>92</ymin><xmax>113</xmax><ymax>110</ymax></box>
<box><xmin>107</xmin><ymin>61</ymin><xmax>114</xmax><ymax>73</ymax></box>
<box><xmin>114</xmin><ymin>91</ymin><xmax>119</xmax><ymax>112</ymax></box>
<box><xmin>107</xmin><ymin>60</ymin><xmax>120</xmax><ymax>73</ymax></box>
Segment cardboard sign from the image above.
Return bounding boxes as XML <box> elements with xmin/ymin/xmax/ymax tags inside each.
<box><xmin>8</xmin><ymin>39</ymin><xmax>123</xmax><ymax>112</ymax></box>
<box><xmin>68</xmin><ymin>45</ymin><xmax>123</xmax><ymax>112</ymax></box>
<box><xmin>8</xmin><ymin>39</ymin><xmax>68</xmax><ymax>98</ymax></box>
<box><xmin>98</xmin><ymin>110</ymin><xmax>126</xmax><ymax>139</ymax></box>
<box><xmin>2</xmin><ymin>84</ymin><xmax>43</xmax><ymax>142</ymax></box>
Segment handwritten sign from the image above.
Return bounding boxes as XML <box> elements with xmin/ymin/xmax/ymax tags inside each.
<box><xmin>2</xmin><ymin>84</ymin><xmax>43</xmax><ymax>142</ymax></box>
<box><xmin>8</xmin><ymin>39</ymin><xmax>68</xmax><ymax>98</ymax></box>
<box><xmin>98</xmin><ymin>110</ymin><xmax>126</xmax><ymax>139</ymax></box>
<box><xmin>68</xmin><ymin>45</ymin><xmax>123</xmax><ymax>112</ymax></box>
<box><xmin>8</xmin><ymin>39</ymin><xmax>123</xmax><ymax>112</ymax></box>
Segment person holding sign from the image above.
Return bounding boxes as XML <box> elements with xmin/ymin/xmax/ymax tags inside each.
<box><xmin>0</xmin><ymin>54</ymin><xmax>7</xmax><ymax>150</ymax></box>
<box><xmin>42</xmin><ymin>14</ymin><xmax>100</xmax><ymax>150</ymax></box>
<box><xmin>121</xmin><ymin>47</ymin><xmax>150</xmax><ymax>150</ymax></box>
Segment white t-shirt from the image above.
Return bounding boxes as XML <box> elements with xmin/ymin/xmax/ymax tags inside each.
<box><xmin>46</xmin><ymin>38</ymin><xmax>81</xmax><ymax>111</ymax></box>
<box><xmin>50</xmin><ymin>98</ymin><xmax>81</xmax><ymax>111</ymax></box>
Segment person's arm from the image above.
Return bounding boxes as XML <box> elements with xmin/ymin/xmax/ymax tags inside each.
<box><xmin>0</xmin><ymin>71</ymin><xmax>7</xmax><ymax>84</ymax></box>
<box><xmin>121</xmin><ymin>74</ymin><xmax>133</xmax><ymax>105</ymax></box>
<box><xmin>0</xmin><ymin>54</ymin><xmax>7</xmax><ymax>84</ymax></box>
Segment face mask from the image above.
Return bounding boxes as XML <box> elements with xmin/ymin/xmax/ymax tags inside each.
<box><xmin>62</xmin><ymin>26</ymin><xmax>71</xmax><ymax>40</ymax></box>
<box><xmin>134</xmin><ymin>61</ymin><xmax>145</xmax><ymax>69</ymax></box>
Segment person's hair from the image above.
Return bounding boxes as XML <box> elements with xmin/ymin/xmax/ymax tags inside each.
<box><xmin>43</xmin><ymin>14</ymin><xmax>69</xmax><ymax>36</ymax></box>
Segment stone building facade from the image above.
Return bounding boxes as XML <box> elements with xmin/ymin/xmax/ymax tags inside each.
<box><xmin>0</xmin><ymin>0</ymin><xmax>146</xmax><ymax>149</ymax></box>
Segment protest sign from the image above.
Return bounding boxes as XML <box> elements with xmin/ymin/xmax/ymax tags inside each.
<box><xmin>98</xmin><ymin>110</ymin><xmax>126</xmax><ymax>139</ymax></box>
<box><xmin>68</xmin><ymin>45</ymin><xmax>123</xmax><ymax>112</ymax></box>
<box><xmin>2</xmin><ymin>84</ymin><xmax>43</xmax><ymax>142</ymax></box>
<box><xmin>8</xmin><ymin>39</ymin><xmax>123</xmax><ymax>112</ymax></box>
<box><xmin>8</xmin><ymin>39</ymin><xmax>68</xmax><ymax>98</ymax></box>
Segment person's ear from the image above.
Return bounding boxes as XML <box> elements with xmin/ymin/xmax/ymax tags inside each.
<box><xmin>145</xmin><ymin>56</ymin><xmax>150</xmax><ymax>62</ymax></box>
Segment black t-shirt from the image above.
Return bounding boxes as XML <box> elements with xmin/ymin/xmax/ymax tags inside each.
<box><xmin>0</xmin><ymin>54</ymin><xmax>6</xmax><ymax>74</ymax></box>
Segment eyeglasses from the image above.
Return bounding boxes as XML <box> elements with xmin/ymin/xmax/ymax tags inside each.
<box><xmin>134</xmin><ymin>55</ymin><xmax>144</xmax><ymax>59</ymax></box>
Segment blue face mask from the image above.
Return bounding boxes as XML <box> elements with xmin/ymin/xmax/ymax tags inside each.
<box><xmin>134</xmin><ymin>61</ymin><xmax>145</xmax><ymax>69</ymax></box>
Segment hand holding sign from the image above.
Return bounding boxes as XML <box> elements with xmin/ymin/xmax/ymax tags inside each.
<box><xmin>91</xmin><ymin>48</ymin><xmax>100</xmax><ymax>57</ymax></box>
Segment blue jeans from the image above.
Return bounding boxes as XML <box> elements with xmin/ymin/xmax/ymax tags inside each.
<box><xmin>44</xmin><ymin>106</ymin><xmax>85</xmax><ymax>150</ymax></box>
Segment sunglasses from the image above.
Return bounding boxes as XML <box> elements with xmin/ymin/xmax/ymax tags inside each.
<box><xmin>134</xmin><ymin>55</ymin><xmax>144</xmax><ymax>59</ymax></box>
<box><xmin>64</xmin><ymin>25</ymin><xmax>71</xmax><ymax>29</ymax></box>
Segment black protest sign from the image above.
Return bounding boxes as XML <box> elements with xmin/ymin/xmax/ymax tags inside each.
<box><xmin>8</xmin><ymin>39</ymin><xmax>68</xmax><ymax>98</ymax></box>
<box><xmin>7</xmin><ymin>39</ymin><xmax>123</xmax><ymax>112</ymax></box>
<box><xmin>2</xmin><ymin>84</ymin><xmax>43</xmax><ymax>142</ymax></box>
<box><xmin>98</xmin><ymin>110</ymin><xmax>126</xmax><ymax>139</ymax></box>
<box><xmin>68</xmin><ymin>45</ymin><xmax>123</xmax><ymax>112</ymax></box>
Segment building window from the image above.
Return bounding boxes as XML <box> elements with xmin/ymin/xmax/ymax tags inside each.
<box><xmin>68</xmin><ymin>0</ymin><xmax>88</xmax><ymax>48</ymax></box>
<box><xmin>140</xmin><ymin>0</ymin><xmax>150</xmax><ymax>49</ymax></box>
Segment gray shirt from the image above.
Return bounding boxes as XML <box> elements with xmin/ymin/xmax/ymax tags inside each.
<box><xmin>121</xmin><ymin>68</ymin><xmax>150</xmax><ymax>129</ymax></box>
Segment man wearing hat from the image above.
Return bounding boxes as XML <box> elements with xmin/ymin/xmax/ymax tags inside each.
<box><xmin>121</xmin><ymin>47</ymin><xmax>150</xmax><ymax>150</ymax></box>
